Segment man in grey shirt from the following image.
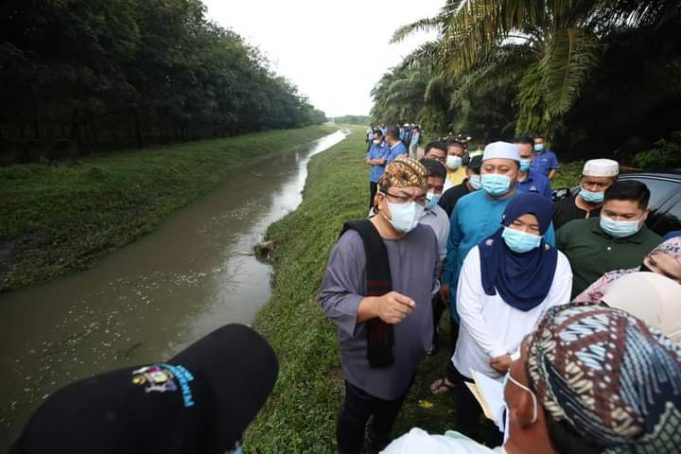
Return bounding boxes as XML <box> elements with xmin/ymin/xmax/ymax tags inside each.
<box><xmin>319</xmin><ymin>156</ymin><xmax>439</xmax><ymax>453</ymax></box>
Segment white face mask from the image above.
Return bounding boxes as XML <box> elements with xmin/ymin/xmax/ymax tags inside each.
<box><xmin>381</xmin><ymin>197</ymin><xmax>423</xmax><ymax>233</ymax></box>
<box><xmin>446</xmin><ymin>155</ymin><xmax>462</xmax><ymax>170</ymax></box>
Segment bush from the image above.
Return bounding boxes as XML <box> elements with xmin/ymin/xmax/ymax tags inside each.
<box><xmin>633</xmin><ymin>132</ymin><xmax>681</xmax><ymax>170</ymax></box>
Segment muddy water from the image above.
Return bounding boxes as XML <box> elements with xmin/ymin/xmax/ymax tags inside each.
<box><xmin>0</xmin><ymin>130</ymin><xmax>346</xmax><ymax>447</ymax></box>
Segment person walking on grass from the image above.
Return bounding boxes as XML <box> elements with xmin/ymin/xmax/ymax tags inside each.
<box><xmin>319</xmin><ymin>156</ymin><xmax>439</xmax><ymax>454</ymax></box>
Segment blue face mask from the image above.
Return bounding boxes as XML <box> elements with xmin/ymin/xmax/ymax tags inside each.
<box><xmin>519</xmin><ymin>159</ymin><xmax>531</xmax><ymax>172</ymax></box>
<box><xmin>501</xmin><ymin>227</ymin><xmax>542</xmax><ymax>253</ymax></box>
<box><xmin>534</xmin><ymin>144</ymin><xmax>544</xmax><ymax>152</ymax></box>
<box><xmin>469</xmin><ymin>174</ymin><xmax>482</xmax><ymax>190</ymax></box>
<box><xmin>599</xmin><ymin>215</ymin><xmax>643</xmax><ymax>238</ymax></box>
<box><xmin>426</xmin><ymin>191</ymin><xmax>441</xmax><ymax>210</ymax></box>
<box><xmin>580</xmin><ymin>188</ymin><xmax>604</xmax><ymax>203</ymax></box>
<box><xmin>481</xmin><ymin>174</ymin><xmax>512</xmax><ymax>196</ymax></box>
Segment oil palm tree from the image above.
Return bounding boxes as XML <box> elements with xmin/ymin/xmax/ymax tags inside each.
<box><xmin>392</xmin><ymin>0</ymin><xmax>680</xmax><ymax>136</ymax></box>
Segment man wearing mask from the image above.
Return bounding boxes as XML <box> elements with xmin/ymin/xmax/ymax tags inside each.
<box><xmin>366</xmin><ymin>129</ymin><xmax>389</xmax><ymax>209</ymax></box>
<box><xmin>433</xmin><ymin>143</ymin><xmax>555</xmax><ymax>397</ymax></box>
<box><xmin>531</xmin><ymin>135</ymin><xmax>559</xmax><ymax>179</ymax></box>
<box><xmin>557</xmin><ymin>180</ymin><xmax>662</xmax><ymax>298</ymax></box>
<box><xmin>552</xmin><ymin>158</ymin><xmax>619</xmax><ymax>230</ymax></box>
<box><xmin>385</xmin><ymin>126</ymin><xmax>408</xmax><ymax>164</ymax></box>
<box><xmin>419</xmin><ymin>158</ymin><xmax>450</xmax><ymax>355</ymax></box>
<box><xmin>319</xmin><ymin>156</ymin><xmax>439</xmax><ymax>454</ymax></box>
<box><xmin>443</xmin><ymin>141</ymin><xmax>467</xmax><ymax>191</ymax></box>
<box><xmin>438</xmin><ymin>155</ymin><xmax>482</xmax><ymax>218</ymax></box>
<box><xmin>514</xmin><ymin>136</ymin><xmax>552</xmax><ymax>200</ymax></box>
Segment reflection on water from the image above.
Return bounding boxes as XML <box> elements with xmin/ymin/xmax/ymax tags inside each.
<box><xmin>0</xmin><ymin>130</ymin><xmax>346</xmax><ymax>447</ymax></box>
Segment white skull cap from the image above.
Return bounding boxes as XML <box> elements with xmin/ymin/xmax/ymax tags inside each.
<box><xmin>582</xmin><ymin>159</ymin><xmax>619</xmax><ymax>177</ymax></box>
<box><xmin>482</xmin><ymin>141</ymin><xmax>520</xmax><ymax>162</ymax></box>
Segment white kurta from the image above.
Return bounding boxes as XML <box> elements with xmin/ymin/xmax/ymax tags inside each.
<box><xmin>452</xmin><ymin>245</ymin><xmax>572</xmax><ymax>379</ymax></box>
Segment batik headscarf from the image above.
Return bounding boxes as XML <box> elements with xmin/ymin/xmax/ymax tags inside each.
<box><xmin>527</xmin><ymin>304</ymin><xmax>681</xmax><ymax>452</ymax></box>
<box><xmin>378</xmin><ymin>156</ymin><xmax>428</xmax><ymax>192</ymax></box>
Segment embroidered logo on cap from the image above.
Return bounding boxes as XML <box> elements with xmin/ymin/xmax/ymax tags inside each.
<box><xmin>131</xmin><ymin>364</ymin><xmax>196</xmax><ymax>407</ymax></box>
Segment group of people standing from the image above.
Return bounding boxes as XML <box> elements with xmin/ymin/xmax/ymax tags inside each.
<box><xmin>319</xmin><ymin>129</ymin><xmax>681</xmax><ymax>453</ymax></box>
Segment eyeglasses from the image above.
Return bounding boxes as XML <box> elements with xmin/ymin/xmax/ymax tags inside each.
<box><xmin>504</xmin><ymin>371</ymin><xmax>538</xmax><ymax>424</ymax></box>
<box><xmin>382</xmin><ymin>191</ymin><xmax>427</xmax><ymax>206</ymax></box>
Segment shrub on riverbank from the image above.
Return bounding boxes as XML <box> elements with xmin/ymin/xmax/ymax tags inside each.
<box><xmin>0</xmin><ymin>125</ymin><xmax>334</xmax><ymax>292</ymax></box>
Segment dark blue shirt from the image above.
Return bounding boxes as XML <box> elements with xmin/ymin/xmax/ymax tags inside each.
<box><xmin>367</xmin><ymin>142</ymin><xmax>389</xmax><ymax>183</ymax></box>
<box><xmin>530</xmin><ymin>150</ymin><xmax>559</xmax><ymax>177</ymax></box>
<box><xmin>386</xmin><ymin>141</ymin><xmax>408</xmax><ymax>164</ymax></box>
<box><xmin>516</xmin><ymin>169</ymin><xmax>553</xmax><ymax>200</ymax></box>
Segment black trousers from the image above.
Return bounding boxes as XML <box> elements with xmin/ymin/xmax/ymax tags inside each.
<box><xmin>369</xmin><ymin>181</ymin><xmax>378</xmax><ymax>210</ymax></box>
<box><xmin>452</xmin><ymin>368</ymin><xmax>504</xmax><ymax>447</ymax></box>
<box><xmin>337</xmin><ymin>380</ymin><xmax>407</xmax><ymax>454</ymax></box>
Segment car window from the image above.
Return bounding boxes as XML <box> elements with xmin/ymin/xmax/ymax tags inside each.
<box><xmin>652</xmin><ymin>199</ymin><xmax>681</xmax><ymax>235</ymax></box>
<box><xmin>625</xmin><ymin>177</ymin><xmax>677</xmax><ymax>210</ymax></box>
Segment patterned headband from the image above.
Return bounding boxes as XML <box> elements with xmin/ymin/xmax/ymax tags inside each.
<box><xmin>378</xmin><ymin>156</ymin><xmax>428</xmax><ymax>192</ymax></box>
<box><xmin>527</xmin><ymin>304</ymin><xmax>681</xmax><ymax>452</ymax></box>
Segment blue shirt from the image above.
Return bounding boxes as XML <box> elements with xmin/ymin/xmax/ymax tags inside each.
<box><xmin>530</xmin><ymin>150</ymin><xmax>559</xmax><ymax>177</ymax></box>
<box><xmin>516</xmin><ymin>170</ymin><xmax>553</xmax><ymax>200</ymax></box>
<box><xmin>367</xmin><ymin>142</ymin><xmax>389</xmax><ymax>183</ymax></box>
<box><xmin>386</xmin><ymin>141</ymin><xmax>408</xmax><ymax>163</ymax></box>
<box><xmin>443</xmin><ymin>190</ymin><xmax>556</xmax><ymax>320</ymax></box>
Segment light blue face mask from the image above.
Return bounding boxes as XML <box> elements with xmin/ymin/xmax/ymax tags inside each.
<box><xmin>580</xmin><ymin>188</ymin><xmax>604</xmax><ymax>203</ymax></box>
<box><xmin>519</xmin><ymin>159</ymin><xmax>531</xmax><ymax>172</ymax></box>
<box><xmin>599</xmin><ymin>215</ymin><xmax>642</xmax><ymax>238</ymax></box>
<box><xmin>469</xmin><ymin>174</ymin><xmax>482</xmax><ymax>190</ymax></box>
<box><xmin>502</xmin><ymin>227</ymin><xmax>542</xmax><ymax>253</ymax></box>
<box><xmin>534</xmin><ymin>144</ymin><xmax>544</xmax><ymax>152</ymax></box>
<box><xmin>481</xmin><ymin>174</ymin><xmax>512</xmax><ymax>196</ymax></box>
<box><xmin>426</xmin><ymin>192</ymin><xmax>441</xmax><ymax>210</ymax></box>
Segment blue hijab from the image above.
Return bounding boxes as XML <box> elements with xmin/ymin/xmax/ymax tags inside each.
<box><xmin>479</xmin><ymin>193</ymin><xmax>558</xmax><ymax>311</ymax></box>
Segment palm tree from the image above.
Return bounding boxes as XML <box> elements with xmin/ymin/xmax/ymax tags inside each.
<box><xmin>392</xmin><ymin>0</ymin><xmax>679</xmax><ymax>137</ymax></box>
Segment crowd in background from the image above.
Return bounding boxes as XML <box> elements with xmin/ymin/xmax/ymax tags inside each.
<box><xmin>318</xmin><ymin>126</ymin><xmax>681</xmax><ymax>453</ymax></box>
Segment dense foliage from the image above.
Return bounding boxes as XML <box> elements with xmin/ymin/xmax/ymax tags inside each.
<box><xmin>0</xmin><ymin>0</ymin><xmax>326</xmax><ymax>162</ymax></box>
<box><xmin>371</xmin><ymin>0</ymin><xmax>681</xmax><ymax>160</ymax></box>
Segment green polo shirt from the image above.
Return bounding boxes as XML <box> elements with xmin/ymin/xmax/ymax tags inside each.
<box><xmin>557</xmin><ymin>218</ymin><xmax>662</xmax><ymax>298</ymax></box>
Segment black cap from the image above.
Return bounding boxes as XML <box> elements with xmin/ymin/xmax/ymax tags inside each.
<box><xmin>11</xmin><ymin>324</ymin><xmax>278</xmax><ymax>454</ymax></box>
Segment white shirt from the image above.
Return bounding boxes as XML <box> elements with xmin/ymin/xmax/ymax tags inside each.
<box><xmin>452</xmin><ymin>245</ymin><xmax>572</xmax><ymax>379</ymax></box>
<box><xmin>420</xmin><ymin>204</ymin><xmax>450</xmax><ymax>261</ymax></box>
<box><xmin>383</xmin><ymin>427</ymin><xmax>504</xmax><ymax>453</ymax></box>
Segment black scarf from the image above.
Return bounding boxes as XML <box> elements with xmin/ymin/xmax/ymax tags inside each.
<box><xmin>340</xmin><ymin>220</ymin><xmax>394</xmax><ymax>368</ymax></box>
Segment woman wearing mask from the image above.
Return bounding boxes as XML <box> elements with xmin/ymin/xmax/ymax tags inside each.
<box><xmin>451</xmin><ymin>193</ymin><xmax>571</xmax><ymax>445</ymax></box>
<box><xmin>574</xmin><ymin>236</ymin><xmax>681</xmax><ymax>304</ymax></box>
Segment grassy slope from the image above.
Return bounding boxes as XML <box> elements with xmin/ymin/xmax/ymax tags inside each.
<box><xmin>246</xmin><ymin>130</ymin><xmax>583</xmax><ymax>452</ymax></box>
<box><xmin>0</xmin><ymin>125</ymin><xmax>334</xmax><ymax>291</ymax></box>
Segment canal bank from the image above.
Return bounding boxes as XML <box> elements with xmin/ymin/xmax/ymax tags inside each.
<box><xmin>0</xmin><ymin>125</ymin><xmax>335</xmax><ymax>292</ymax></box>
<box><xmin>0</xmin><ymin>130</ymin><xmax>346</xmax><ymax>449</ymax></box>
<box><xmin>244</xmin><ymin>127</ymin><xmax>454</xmax><ymax>452</ymax></box>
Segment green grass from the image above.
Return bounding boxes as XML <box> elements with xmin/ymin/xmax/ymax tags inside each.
<box><xmin>246</xmin><ymin>127</ymin><xmax>455</xmax><ymax>453</ymax></box>
<box><xmin>552</xmin><ymin>161</ymin><xmax>583</xmax><ymax>189</ymax></box>
<box><xmin>0</xmin><ymin>125</ymin><xmax>335</xmax><ymax>291</ymax></box>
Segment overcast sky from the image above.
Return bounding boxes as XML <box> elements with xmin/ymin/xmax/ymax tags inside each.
<box><xmin>202</xmin><ymin>0</ymin><xmax>442</xmax><ymax>117</ymax></box>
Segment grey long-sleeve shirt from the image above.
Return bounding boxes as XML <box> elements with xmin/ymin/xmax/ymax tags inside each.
<box><xmin>318</xmin><ymin>224</ymin><xmax>439</xmax><ymax>400</ymax></box>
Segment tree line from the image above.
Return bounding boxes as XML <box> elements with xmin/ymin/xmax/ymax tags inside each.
<box><xmin>371</xmin><ymin>0</ymin><xmax>681</xmax><ymax>162</ymax></box>
<box><xmin>0</xmin><ymin>0</ymin><xmax>326</xmax><ymax>163</ymax></box>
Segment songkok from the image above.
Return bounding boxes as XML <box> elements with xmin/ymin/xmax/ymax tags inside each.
<box><xmin>482</xmin><ymin>141</ymin><xmax>520</xmax><ymax>162</ymax></box>
<box><xmin>601</xmin><ymin>272</ymin><xmax>681</xmax><ymax>343</ymax></box>
<box><xmin>527</xmin><ymin>304</ymin><xmax>681</xmax><ymax>452</ymax></box>
<box><xmin>378</xmin><ymin>156</ymin><xmax>428</xmax><ymax>192</ymax></box>
<box><xmin>582</xmin><ymin>159</ymin><xmax>619</xmax><ymax>177</ymax></box>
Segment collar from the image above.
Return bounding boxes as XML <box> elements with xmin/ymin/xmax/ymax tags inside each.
<box><xmin>591</xmin><ymin>218</ymin><xmax>649</xmax><ymax>244</ymax></box>
<box><xmin>389</xmin><ymin>141</ymin><xmax>402</xmax><ymax>150</ymax></box>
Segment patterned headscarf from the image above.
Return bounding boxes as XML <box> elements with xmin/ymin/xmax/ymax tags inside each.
<box><xmin>527</xmin><ymin>304</ymin><xmax>681</xmax><ymax>452</ymax></box>
<box><xmin>651</xmin><ymin>237</ymin><xmax>681</xmax><ymax>263</ymax></box>
<box><xmin>378</xmin><ymin>156</ymin><xmax>428</xmax><ymax>192</ymax></box>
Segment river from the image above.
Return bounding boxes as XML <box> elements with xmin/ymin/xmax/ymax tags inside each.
<box><xmin>0</xmin><ymin>130</ymin><xmax>347</xmax><ymax>448</ymax></box>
